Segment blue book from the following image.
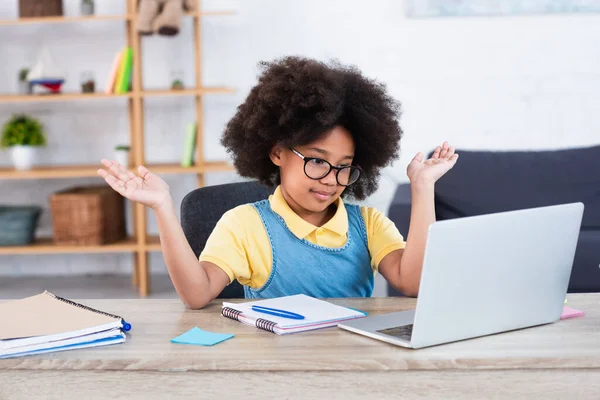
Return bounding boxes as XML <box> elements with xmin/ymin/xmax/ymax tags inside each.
<box><xmin>1</xmin><ymin>331</ymin><xmax>126</xmax><ymax>359</ymax></box>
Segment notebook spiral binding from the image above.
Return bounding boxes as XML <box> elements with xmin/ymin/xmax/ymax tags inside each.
<box><xmin>255</xmin><ymin>318</ymin><xmax>276</xmax><ymax>333</ymax></box>
<box><xmin>44</xmin><ymin>291</ymin><xmax>132</xmax><ymax>331</ymax></box>
<box><xmin>222</xmin><ymin>306</ymin><xmax>242</xmax><ymax>320</ymax></box>
<box><xmin>222</xmin><ymin>307</ymin><xmax>277</xmax><ymax>333</ymax></box>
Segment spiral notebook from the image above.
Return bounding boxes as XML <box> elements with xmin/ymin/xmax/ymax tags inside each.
<box><xmin>0</xmin><ymin>291</ymin><xmax>131</xmax><ymax>358</ymax></box>
<box><xmin>221</xmin><ymin>294</ymin><xmax>366</xmax><ymax>335</ymax></box>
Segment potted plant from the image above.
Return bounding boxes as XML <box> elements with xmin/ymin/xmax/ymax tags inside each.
<box><xmin>171</xmin><ymin>79</ymin><xmax>184</xmax><ymax>90</ymax></box>
<box><xmin>1</xmin><ymin>114</ymin><xmax>47</xmax><ymax>170</ymax></box>
<box><xmin>114</xmin><ymin>144</ymin><xmax>130</xmax><ymax>167</ymax></box>
<box><xmin>170</xmin><ymin>69</ymin><xmax>184</xmax><ymax>90</ymax></box>
<box><xmin>18</xmin><ymin>68</ymin><xmax>31</xmax><ymax>95</ymax></box>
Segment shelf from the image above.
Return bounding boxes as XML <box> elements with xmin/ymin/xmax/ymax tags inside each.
<box><xmin>149</xmin><ymin>161</ymin><xmax>235</xmax><ymax>174</ymax></box>
<box><xmin>142</xmin><ymin>87</ymin><xmax>235</xmax><ymax>97</ymax></box>
<box><xmin>146</xmin><ymin>236</ymin><xmax>162</xmax><ymax>252</ymax></box>
<box><xmin>0</xmin><ymin>237</ymin><xmax>138</xmax><ymax>255</ymax></box>
<box><xmin>0</xmin><ymin>92</ymin><xmax>132</xmax><ymax>104</ymax></box>
<box><xmin>0</xmin><ymin>88</ymin><xmax>234</xmax><ymax>104</ymax></box>
<box><xmin>0</xmin><ymin>236</ymin><xmax>163</xmax><ymax>255</ymax></box>
<box><xmin>0</xmin><ymin>15</ymin><xmax>131</xmax><ymax>26</ymax></box>
<box><xmin>0</xmin><ymin>11</ymin><xmax>235</xmax><ymax>26</ymax></box>
<box><xmin>0</xmin><ymin>162</ymin><xmax>235</xmax><ymax>180</ymax></box>
<box><xmin>187</xmin><ymin>11</ymin><xmax>237</xmax><ymax>17</ymax></box>
<box><xmin>201</xmin><ymin>161</ymin><xmax>236</xmax><ymax>172</ymax></box>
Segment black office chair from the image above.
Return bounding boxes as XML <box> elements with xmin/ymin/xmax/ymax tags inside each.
<box><xmin>180</xmin><ymin>180</ymin><xmax>275</xmax><ymax>299</ymax></box>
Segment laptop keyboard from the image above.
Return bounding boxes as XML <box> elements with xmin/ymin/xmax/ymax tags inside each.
<box><xmin>376</xmin><ymin>324</ymin><xmax>413</xmax><ymax>341</ymax></box>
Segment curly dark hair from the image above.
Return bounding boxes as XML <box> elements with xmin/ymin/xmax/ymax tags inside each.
<box><xmin>221</xmin><ymin>56</ymin><xmax>403</xmax><ymax>200</ymax></box>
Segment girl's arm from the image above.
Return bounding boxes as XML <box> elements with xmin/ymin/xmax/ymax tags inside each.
<box><xmin>154</xmin><ymin>198</ymin><xmax>229</xmax><ymax>309</ymax></box>
<box><xmin>98</xmin><ymin>160</ymin><xmax>228</xmax><ymax>309</ymax></box>
<box><xmin>379</xmin><ymin>142</ymin><xmax>458</xmax><ymax>296</ymax></box>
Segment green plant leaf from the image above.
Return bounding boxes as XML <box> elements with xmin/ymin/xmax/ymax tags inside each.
<box><xmin>19</xmin><ymin>68</ymin><xmax>29</xmax><ymax>81</ymax></box>
<box><xmin>1</xmin><ymin>114</ymin><xmax>47</xmax><ymax>148</ymax></box>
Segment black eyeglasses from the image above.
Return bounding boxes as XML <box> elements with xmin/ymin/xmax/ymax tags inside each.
<box><xmin>290</xmin><ymin>148</ymin><xmax>362</xmax><ymax>186</ymax></box>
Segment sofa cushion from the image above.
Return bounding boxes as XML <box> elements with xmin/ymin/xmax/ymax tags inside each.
<box><xmin>568</xmin><ymin>230</ymin><xmax>600</xmax><ymax>292</ymax></box>
<box><xmin>433</xmin><ymin>145</ymin><xmax>600</xmax><ymax>229</ymax></box>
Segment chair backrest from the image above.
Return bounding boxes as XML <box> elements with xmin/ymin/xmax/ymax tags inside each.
<box><xmin>180</xmin><ymin>180</ymin><xmax>275</xmax><ymax>299</ymax></box>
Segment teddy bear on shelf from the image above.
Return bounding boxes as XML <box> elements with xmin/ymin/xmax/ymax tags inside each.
<box><xmin>136</xmin><ymin>0</ymin><xmax>197</xmax><ymax>36</ymax></box>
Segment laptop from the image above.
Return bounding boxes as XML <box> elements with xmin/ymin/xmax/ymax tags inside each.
<box><xmin>338</xmin><ymin>202</ymin><xmax>584</xmax><ymax>349</ymax></box>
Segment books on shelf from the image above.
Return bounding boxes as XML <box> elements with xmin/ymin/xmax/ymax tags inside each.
<box><xmin>104</xmin><ymin>51</ymin><xmax>123</xmax><ymax>94</ymax></box>
<box><xmin>105</xmin><ymin>46</ymin><xmax>133</xmax><ymax>94</ymax></box>
<box><xmin>0</xmin><ymin>291</ymin><xmax>131</xmax><ymax>359</ymax></box>
<box><xmin>180</xmin><ymin>121</ymin><xmax>197</xmax><ymax>167</ymax></box>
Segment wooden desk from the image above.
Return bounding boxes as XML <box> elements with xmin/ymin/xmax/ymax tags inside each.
<box><xmin>1</xmin><ymin>294</ymin><xmax>599</xmax><ymax>399</ymax></box>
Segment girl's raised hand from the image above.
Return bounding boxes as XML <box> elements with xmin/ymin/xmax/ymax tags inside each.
<box><xmin>97</xmin><ymin>159</ymin><xmax>171</xmax><ymax>210</ymax></box>
<box><xmin>406</xmin><ymin>141</ymin><xmax>459</xmax><ymax>186</ymax></box>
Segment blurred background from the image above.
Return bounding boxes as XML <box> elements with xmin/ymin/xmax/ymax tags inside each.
<box><xmin>1</xmin><ymin>0</ymin><xmax>599</xmax><ymax>298</ymax></box>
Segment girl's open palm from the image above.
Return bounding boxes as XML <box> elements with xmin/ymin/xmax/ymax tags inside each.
<box><xmin>97</xmin><ymin>159</ymin><xmax>171</xmax><ymax>210</ymax></box>
<box><xmin>407</xmin><ymin>141</ymin><xmax>459</xmax><ymax>185</ymax></box>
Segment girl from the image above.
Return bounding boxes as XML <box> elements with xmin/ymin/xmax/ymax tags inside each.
<box><xmin>98</xmin><ymin>56</ymin><xmax>458</xmax><ymax>308</ymax></box>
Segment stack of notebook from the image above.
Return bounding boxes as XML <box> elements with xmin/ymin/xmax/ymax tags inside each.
<box><xmin>0</xmin><ymin>291</ymin><xmax>130</xmax><ymax>359</ymax></box>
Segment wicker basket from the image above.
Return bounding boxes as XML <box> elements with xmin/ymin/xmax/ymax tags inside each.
<box><xmin>19</xmin><ymin>0</ymin><xmax>63</xmax><ymax>18</ymax></box>
<box><xmin>50</xmin><ymin>186</ymin><xmax>126</xmax><ymax>245</ymax></box>
<box><xmin>0</xmin><ymin>206</ymin><xmax>41</xmax><ymax>246</ymax></box>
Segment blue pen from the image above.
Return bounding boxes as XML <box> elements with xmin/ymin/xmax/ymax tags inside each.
<box><xmin>251</xmin><ymin>305</ymin><xmax>305</xmax><ymax>320</ymax></box>
<box><xmin>121</xmin><ymin>320</ymin><xmax>132</xmax><ymax>331</ymax></box>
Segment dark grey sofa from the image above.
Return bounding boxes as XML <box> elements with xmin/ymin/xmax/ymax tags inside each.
<box><xmin>387</xmin><ymin>145</ymin><xmax>600</xmax><ymax>295</ymax></box>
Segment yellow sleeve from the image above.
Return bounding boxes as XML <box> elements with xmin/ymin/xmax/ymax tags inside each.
<box><xmin>361</xmin><ymin>206</ymin><xmax>406</xmax><ymax>271</ymax></box>
<box><xmin>198</xmin><ymin>204</ymin><xmax>263</xmax><ymax>286</ymax></box>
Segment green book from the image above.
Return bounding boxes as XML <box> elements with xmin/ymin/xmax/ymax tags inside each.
<box><xmin>119</xmin><ymin>47</ymin><xmax>133</xmax><ymax>93</ymax></box>
<box><xmin>114</xmin><ymin>47</ymin><xmax>133</xmax><ymax>94</ymax></box>
<box><xmin>181</xmin><ymin>122</ymin><xmax>197</xmax><ymax>167</ymax></box>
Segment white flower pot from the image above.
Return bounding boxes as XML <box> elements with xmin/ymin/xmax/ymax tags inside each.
<box><xmin>18</xmin><ymin>80</ymin><xmax>31</xmax><ymax>95</ymax></box>
<box><xmin>114</xmin><ymin>150</ymin><xmax>130</xmax><ymax>167</ymax></box>
<box><xmin>11</xmin><ymin>146</ymin><xmax>37</xmax><ymax>170</ymax></box>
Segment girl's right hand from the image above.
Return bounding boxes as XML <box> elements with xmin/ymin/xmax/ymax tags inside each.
<box><xmin>97</xmin><ymin>159</ymin><xmax>172</xmax><ymax>211</ymax></box>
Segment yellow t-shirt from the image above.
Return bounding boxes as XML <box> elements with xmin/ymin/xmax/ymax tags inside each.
<box><xmin>199</xmin><ymin>186</ymin><xmax>406</xmax><ymax>288</ymax></box>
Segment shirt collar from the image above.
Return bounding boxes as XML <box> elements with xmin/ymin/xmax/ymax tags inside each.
<box><xmin>269</xmin><ymin>186</ymin><xmax>349</xmax><ymax>239</ymax></box>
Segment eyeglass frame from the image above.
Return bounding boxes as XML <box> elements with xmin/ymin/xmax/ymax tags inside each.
<box><xmin>289</xmin><ymin>147</ymin><xmax>363</xmax><ymax>186</ymax></box>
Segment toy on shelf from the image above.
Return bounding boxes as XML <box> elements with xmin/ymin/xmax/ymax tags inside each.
<box><xmin>26</xmin><ymin>47</ymin><xmax>66</xmax><ymax>95</ymax></box>
<box><xmin>137</xmin><ymin>0</ymin><xmax>197</xmax><ymax>36</ymax></box>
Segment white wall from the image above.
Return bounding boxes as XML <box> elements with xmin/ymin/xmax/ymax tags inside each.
<box><xmin>1</xmin><ymin>0</ymin><xmax>599</xmax><ymax>296</ymax></box>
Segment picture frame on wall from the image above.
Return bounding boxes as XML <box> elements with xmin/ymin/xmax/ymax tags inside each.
<box><xmin>405</xmin><ymin>0</ymin><xmax>600</xmax><ymax>18</ymax></box>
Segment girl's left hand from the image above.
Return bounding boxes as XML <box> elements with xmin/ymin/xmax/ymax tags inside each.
<box><xmin>406</xmin><ymin>141</ymin><xmax>459</xmax><ymax>186</ymax></box>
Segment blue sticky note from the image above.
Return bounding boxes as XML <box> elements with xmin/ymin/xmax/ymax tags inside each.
<box><xmin>171</xmin><ymin>327</ymin><xmax>234</xmax><ymax>346</ymax></box>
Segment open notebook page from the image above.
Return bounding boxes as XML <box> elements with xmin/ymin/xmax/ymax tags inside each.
<box><xmin>222</xmin><ymin>294</ymin><xmax>365</xmax><ymax>328</ymax></box>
